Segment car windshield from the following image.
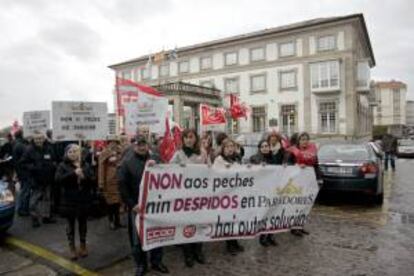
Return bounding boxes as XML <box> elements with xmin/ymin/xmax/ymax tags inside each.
<box><xmin>318</xmin><ymin>144</ymin><xmax>370</xmax><ymax>160</ymax></box>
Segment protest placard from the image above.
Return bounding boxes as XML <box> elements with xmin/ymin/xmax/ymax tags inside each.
<box><xmin>52</xmin><ymin>101</ymin><xmax>108</xmax><ymax>141</ymax></box>
<box><xmin>136</xmin><ymin>164</ymin><xmax>319</xmax><ymax>251</ymax></box>
<box><xmin>124</xmin><ymin>94</ymin><xmax>168</xmax><ymax>135</ymax></box>
<box><xmin>22</xmin><ymin>110</ymin><xmax>50</xmax><ymax>137</ymax></box>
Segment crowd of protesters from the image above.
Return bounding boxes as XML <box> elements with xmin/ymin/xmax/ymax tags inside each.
<box><xmin>0</xmin><ymin>126</ymin><xmax>321</xmax><ymax>276</ymax></box>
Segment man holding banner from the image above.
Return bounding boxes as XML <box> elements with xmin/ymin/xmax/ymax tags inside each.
<box><xmin>117</xmin><ymin>136</ymin><xmax>169</xmax><ymax>276</ymax></box>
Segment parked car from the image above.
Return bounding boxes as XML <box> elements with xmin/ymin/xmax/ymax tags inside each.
<box><xmin>0</xmin><ymin>179</ymin><xmax>15</xmax><ymax>233</ymax></box>
<box><xmin>397</xmin><ymin>139</ymin><xmax>414</xmax><ymax>158</ymax></box>
<box><xmin>318</xmin><ymin>143</ymin><xmax>384</xmax><ymax>205</ymax></box>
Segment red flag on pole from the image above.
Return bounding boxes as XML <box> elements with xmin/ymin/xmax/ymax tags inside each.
<box><xmin>229</xmin><ymin>94</ymin><xmax>249</xmax><ymax>120</ymax></box>
<box><xmin>159</xmin><ymin>118</ymin><xmax>176</xmax><ymax>163</ymax></box>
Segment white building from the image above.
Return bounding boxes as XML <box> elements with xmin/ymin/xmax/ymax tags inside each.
<box><xmin>372</xmin><ymin>81</ymin><xmax>407</xmax><ymax>130</ymax></box>
<box><xmin>109</xmin><ymin>14</ymin><xmax>375</xmax><ymax>138</ymax></box>
<box><xmin>406</xmin><ymin>101</ymin><xmax>414</xmax><ymax>127</ymax></box>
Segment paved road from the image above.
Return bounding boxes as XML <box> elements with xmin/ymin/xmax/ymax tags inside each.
<box><xmin>1</xmin><ymin>159</ymin><xmax>414</xmax><ymax>276</ymax></box>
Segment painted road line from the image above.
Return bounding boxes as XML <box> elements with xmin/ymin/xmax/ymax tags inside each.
<box><xmin>5</xmin><ymin>237</ymin><xmax>99</xmax><ymax>276</ymax></box>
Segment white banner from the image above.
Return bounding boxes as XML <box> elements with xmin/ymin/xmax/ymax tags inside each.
<box><xmin>136</xmin><ymin>164</ymin><xmax>319</xmax><ymax>251</ymax></box>
<box><xmin>124</xmin><ymin>94</ymin><xmax>168</xmax><ymax>135</ymax></box>
<box><xmin>52</xmin><ymin>101</ymin><xmax>108</xmax><ymax>141</ymax></box>
<box><xmin>23</xmin><ymin>110</ymin><xmax>50</xmax><ymax>137</ymax></box>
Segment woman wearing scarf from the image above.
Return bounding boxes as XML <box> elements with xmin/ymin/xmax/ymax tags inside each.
<box><xmin>170</xmin><ymin>129</ymin><xmax>208</xmax><ymax>268</ymax></box>
<box><xmin>267</xmin><ymin>132</ymin><xmax>286</xmax><ymax>164</ymax></box>
<box><xmin>249</xmin><ymin>139</ymin><xmax>281</xmax><ymax>247</ymax></box>
<box><xmin>55</xmin><ymin>144</ymin><xmax>95</xmax><ymax>260</ymax></box>
<box><xmin>285</xmin><ymin>132</ymin><xmax>318</xmax><ymax>237</ymax></box>
<box><xmin>213</xmin><ymin>138</ymin><xmax>245</xmax><ymax>255</ymax></box>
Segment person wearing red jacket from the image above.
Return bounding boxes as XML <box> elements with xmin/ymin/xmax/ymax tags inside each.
<box><xmin>285</xmin><ymin>132</ymin><xmax>319</xmax><ymax>237</ymax></box>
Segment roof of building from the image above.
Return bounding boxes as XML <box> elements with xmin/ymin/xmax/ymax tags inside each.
<box><xmin>108</xmin><ymin>13</ymin><xmax>375</xmax><ymax>69</ymax></box>
<box><xmin>373</xmin><ymin>80</ymin><xmax>407</xmax><ymax>90</ymax></box>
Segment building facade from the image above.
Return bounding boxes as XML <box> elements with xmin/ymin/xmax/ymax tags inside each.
<box><xmin>405</xmin><ymin>100</ymin><xmax>414</xmax><ymax>127</ymax></box>
<box><xmin>372</xmin><ymin>81</ymin><xmax>407</xmax><ymax>129</ymax></box>
<box><xmin>109</xmin><ymin>14</ymin><xmax>375</xmax><ymax>138</ymax></box>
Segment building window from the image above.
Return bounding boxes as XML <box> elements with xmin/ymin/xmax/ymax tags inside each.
<box><xmin>227</xmin><ymin>119</ymin><xmax>240</xmax><ymax>134</ymax></box>
<box><xmin>280</xmin><ymin>105</ymin><xmax>297</xmax><ymax>136</ymax></box>
<box><xmin>310</xmin><ymin>60</ymin><xmax>340</xmax><ymax>90</ymax></box>
<box><xmin>178</xmin><ymin>61</ymin><xmax>189</xmax><ymax>73</ymax></box>
<box><xmin>317</xmin><ymin>35</ymin><xmax>336</xmax><ymax>52</ymax></box>
<box><xmin>250</xmin><ymin>47</ymin><xmax>265</xmax><ymax>62</ymax></box>
<box><xmin>279</xmin><ymin>70</ymin><xmax>297</xmax><ymax>90</ymax></box>
<box><xmin>224</xmin><ymin>77</ymin><xmax>239</xmax><ymax>94</ymax></box>
<box><xmin>319</xmin><ymin>102</ymin><xmax>337</xmax><ymax>133</ymax></box>
<box><xmin>159</xmin><ymin>64</ymin><xmax>169</xmax><ymax>77</ymax></box>
<box><xmin>279</xmin><ymin>41</ymin><xmax>295</xmax><ymax>57</ymax></box>
<box><xmin>252</xmin><ymin>106</ymin><xmax>266</xmax><ymax>133</ymax></box>
<box><xmin>200</xmin><ymin>80</ymin><xmax>214</xmax><ymax>88</ymax></box>
<box><xmin>121</xmin><ymin>71</ymin><xmax>132</xmax><ymax>80</ymax></box>
<box><xmin>250</xmin><ymin>74</ymin><xmax>266</xmax><ymax>93</ymax></box>
<box><xmin>140</xmin><ymin>67</ymin><xmax>149</xmax><ymax>80</ymax></box>
<box><xmin>200</xmin><ymin>56</ymin><xmax>212</xmax><ymax>70</ymax></box>
<box><xmin>393</xmin><ymin>89</ymin><xmax>401</xmax><ymax>123</ymax></box>
<box><xmin>224</xmin><ymin>52</ymin><xmax>238</xmax><ymax>66</ymax></box>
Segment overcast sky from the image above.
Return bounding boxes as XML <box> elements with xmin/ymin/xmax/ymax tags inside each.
<box><xmin>0</xmin><ymin>0</ymin><xmax>413</xmax><ymax>128</ymax></box>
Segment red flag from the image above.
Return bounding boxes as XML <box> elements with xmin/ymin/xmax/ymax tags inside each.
<box><xmin>159</xmin><ymin>118</ymin><xmax>176</xmax><ymax>163</ymax></box>
<box><xmin>115</xmin><ymin>77</ymin><xmax>163</xmax><ymax>116</ymax></box>
<box><xmin>200</xmin><ymin>104</ymin><xmax>226</xmax><ymax>126</ymax></box>
<box><xmin>229</xmin><ymin>94</ymin><xmax>249</xmax><ymax>120</ymax></box>
<box><xmin>172</xmin><ymin>125</ymin><xmax>182</xmax><ymax>149</ymax></box>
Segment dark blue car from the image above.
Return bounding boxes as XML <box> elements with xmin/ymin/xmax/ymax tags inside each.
<box><xmin>0</xmin><ymin>180</ymin><xmax>15</xmax><ymax>233</ymax></box>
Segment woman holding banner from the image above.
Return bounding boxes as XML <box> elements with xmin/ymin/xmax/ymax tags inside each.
<box><xmin>55</xmin><ymin>144</ymin><xmax>95</xmax><ymax>260</ymax></box>
<box><xmin>285</xmin><ymin>132</ymin><xmax>319</xmax><ymax>237</ymax></box>
<box><xmin>170</xmin><ymin>129</ymin><xmax>208</xmax><ymax>268</ymax></box>
<box><xmin>213</xmin><ymin>138</ymin><xmax>245</xmax><ymax>256</ymax></box>
<box><xmin>249</xmin><ymin>139</ymin><xmax>284</xmax><ymax>246</ymax></box>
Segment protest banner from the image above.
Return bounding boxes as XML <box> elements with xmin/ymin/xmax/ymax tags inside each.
<box><xmin>22</xmin><ymin>110</ymin><xmax>50</xmax><ymax>137</ymax></box>
<box><xmin>52</xmin><ymin>101</ymin><xmax>108</xmax><ymax>141</ymax></box>
<box><xmin>200</xmin><ymin>104</ymin><xmax>227</xmax><ymax>132</ymax></box>
<box><xmin>124</xmin><ymin>93</ymin><xmax>168</xmax><ymax>135</ymax></box>
<box><xmin>136</xmin><ymin>164</ymin><xmax>319</xmax><ymax>251</ymax></box>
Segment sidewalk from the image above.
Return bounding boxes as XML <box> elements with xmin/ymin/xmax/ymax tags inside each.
<box><xmin>7</xmin><ymin>213</ymin><xmax>130</xmax><ymax>272</ymax></box>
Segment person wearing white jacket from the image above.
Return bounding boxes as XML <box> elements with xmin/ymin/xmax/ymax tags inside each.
<box><xmin>170</xmin><ymin>129</ymin><xmax>208</xmax><ymax>268</ymax></box>
<box><xmin>212</xmin><ymin>138</ymin><xmax>245</xmax><ymax>256</ymax></box>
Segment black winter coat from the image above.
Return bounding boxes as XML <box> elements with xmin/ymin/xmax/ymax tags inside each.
<box><xmin>20</xmin><ymin>142</ymin><xmax>56</xmax><ymax>187</ymax></box>
<box><xmin>12</xmin><ymin>138</ymin><xmax>29</xmax><ymax>180</ymax></box>
<box><xmin>117</xmin><ymin>152</ymin><xmax>154</xmax><ymax>209</ymax></box>
<box><xmin>250</xmin><ymin>148</ymin><xmax>285</xmax><ymax>165</ymax></box>
<box><xmin>55</xmin><ymin>160</ymin><xmax>95</xmax><ymax>217</ymax></box>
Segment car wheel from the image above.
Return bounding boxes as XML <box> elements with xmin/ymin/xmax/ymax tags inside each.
<box><xmin>373</xmin><ymin>193</ymin><xmax>384</xmax><ymax>205</ymax></box>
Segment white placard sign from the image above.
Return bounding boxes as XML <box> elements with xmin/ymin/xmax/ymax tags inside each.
<box><xmin>124</xmin><ymin>94</ymin><xmax>168</xmax><ymax>135</ymax></box>
<box><xmin>23</xmin><ymin>110</ymin><xmax>50</xmax><ymax>137</ymax></box>
<box><xmin>52</xmin><ymin>101</ymin><xmax>108</xmax><ymax>141</ymax></box>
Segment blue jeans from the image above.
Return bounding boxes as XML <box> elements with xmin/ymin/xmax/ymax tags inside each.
<box><xmin>17</xmin><ymin>178</ymin><xmax>31</xmax><ymax>214</ymax></box>
<box><xmin>128</xmin><ymin>211</ymin><xmax>163</xmax><ymax>269</ymax></box>
<box><xmin>384</xmin><ymin>153</ymin><xmax>396</xmax><ymax>171</ymax></box>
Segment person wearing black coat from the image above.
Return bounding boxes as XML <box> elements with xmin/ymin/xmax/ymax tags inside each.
<box><xmin>20</xmin><ymin>132</ymin><xmax>57</xmax><ymax>227</ymax></box>
<box><xmin>55</xmin><ymin>143</ymin><xmax>95</xmax><ymax>260</ymax></box>
<box><xmin>12</xmin><ymin>130</ymin><xmax>31</xmax><ymax>216</ymax></box>
<box><xmin>249</xmin><ymin>139</ymin><xmax>283</xmax><ymax>247</ymax></box>
<box><xmin>117</xmin><ymin>136</ymin><xmax>169</xmax><ymax>276</ymax></box>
